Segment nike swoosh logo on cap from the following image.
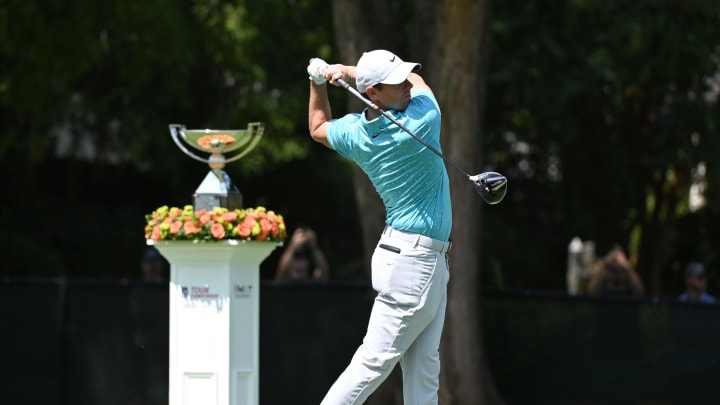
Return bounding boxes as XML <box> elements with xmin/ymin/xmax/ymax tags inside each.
<box><xmin>390</xmin><ymin>55</ymin><xmax>396</xmax><ymax>62</ymax></box>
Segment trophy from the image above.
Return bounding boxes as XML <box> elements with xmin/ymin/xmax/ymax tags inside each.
<box><xmin>169</xmin><ymin>123</ymin><xmax>264</xmax><ymax>211</ymax></box>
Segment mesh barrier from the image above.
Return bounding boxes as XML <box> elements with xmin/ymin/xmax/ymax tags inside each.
<box><xmin>0</xmin><ymin>279</ymin><xmax>372</xmax><ymax>405</ymax></box>
<box><xmin>260</xmin><ymin>282</ymin><xmax>373</xmax><ymax>404</ymax></box>
<box><xmin>63</xmin><ymin>282</ymin><xmax>170</xmax><ymax>405</ymax></box>
<box><xmin>482</xmin><ymin>289</ymin><xmax>720</xmax><ymax>404</ymax></box>
<box><xmin>0</xmin><ymin>281</ymin><xmax>64</xmax><ymax>403</ymax></box>
<box><xmin>0</xmin><ymin>279</ymin><xmax>718</xmax><ymax>404</ymax></box>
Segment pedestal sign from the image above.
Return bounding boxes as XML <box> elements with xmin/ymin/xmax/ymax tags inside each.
<box><xmin>152</xmin><ymin>121</ymin><xmax>279</xmax><ymax>405</ymax></box>
<box><xmin>148</xmin><ymin>239</ymin><xmax>280</xmax><ymax>405</ymax></box>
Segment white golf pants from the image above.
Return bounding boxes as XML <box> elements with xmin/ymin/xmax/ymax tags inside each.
<box><xmin>320</xmin><ymin>227</ymin><xmax>451</xmax><ymax>405</ymax></box>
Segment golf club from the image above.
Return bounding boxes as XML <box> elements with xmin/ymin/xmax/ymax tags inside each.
<box><xmin>333</xmin><ymin>78</ymin><xmax>508</xmax><ymax>205</ymax></box>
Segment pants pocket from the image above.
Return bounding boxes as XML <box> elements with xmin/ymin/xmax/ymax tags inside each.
<box><xmin>371</xmin><ymin>247</ymin><xmax>436</xmax><ymax>306</ymax></box>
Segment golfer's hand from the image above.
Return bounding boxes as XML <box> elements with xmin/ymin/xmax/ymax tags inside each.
<box><xmin>307</xmin><ymin>58</ymin><xmax>329</xmax><ymax>85</ymax></box>
<box><xmin>323</xmin><ymin>64</ymin><xmax>355</xmax><ymax>84</ymax></box>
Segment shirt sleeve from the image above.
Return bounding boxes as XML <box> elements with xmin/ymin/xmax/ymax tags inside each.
<box><xmin>327</xmin><ymin>115</ymin><xmax>359</xmax><ymax>160</ymax></box>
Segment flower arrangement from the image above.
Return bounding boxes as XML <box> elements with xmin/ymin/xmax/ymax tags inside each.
<box><xmin>145</xmin><ymin>205</ymin><xmax>286</xmax><ymax>243</ymax></box>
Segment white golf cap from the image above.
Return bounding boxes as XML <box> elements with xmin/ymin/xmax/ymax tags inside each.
<box><xmin>355</xmin><ymin>50</ymin><xmax>421</xmax><ymax>93</ymax></box>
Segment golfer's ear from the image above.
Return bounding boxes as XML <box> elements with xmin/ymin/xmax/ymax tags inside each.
<box><xmin>365</xmin><ymin>86</ymin><xmax>379</xmax><ymax>101</ymax></box>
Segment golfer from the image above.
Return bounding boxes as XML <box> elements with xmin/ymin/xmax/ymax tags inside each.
<box><xmin>307</xmin><ymin>49</ymin><xmax>452</xmax><ymax>405</ymax></box>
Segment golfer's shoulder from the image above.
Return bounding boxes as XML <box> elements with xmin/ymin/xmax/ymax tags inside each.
<box><xmin>329</xmin><ymin>113</ymin><xmax>362</xmax><ymax>132</ymax></box>
<box><xmin>327</xmin><ymin>113</ymin><xmax>364</xmax><ymax>143</ymax></box>
<box><xmin>411</xmin><ymin>89</ymin><xmax>439</xmax><ymax>107</ymax></box>
<box><xmin>409</xmin><ymin>91</ymin><xmax>441</xmax><ymax>119</ymax></box>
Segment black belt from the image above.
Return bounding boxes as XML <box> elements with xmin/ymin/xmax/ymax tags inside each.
<box><xmin>382</xmin><ymin>226</ymin><xmax>452</xmax><ymax>254</ymax></box>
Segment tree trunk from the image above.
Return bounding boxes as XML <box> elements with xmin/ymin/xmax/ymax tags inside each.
<box><xmin>332</xmin><ymin>0</ymin><xmax>399</xmax><ymax>275</ymax></box>
<box><xmin>431</xmin><ymin>0</ymin><xmax>505</xmax><ymax>403</ymax></box>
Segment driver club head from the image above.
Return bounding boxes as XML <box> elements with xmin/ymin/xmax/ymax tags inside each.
<box><xmin>469</xmin><ymin>172</ymin><xmax>508</xmax><ymax>205</ymax></box>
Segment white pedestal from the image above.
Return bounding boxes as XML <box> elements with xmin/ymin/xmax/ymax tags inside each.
<box><xmin>149</xmin><ymin>240</ymin><xmax>279</xmax><ymax>405</ymax></box>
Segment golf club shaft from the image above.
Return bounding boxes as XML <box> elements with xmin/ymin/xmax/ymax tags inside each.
<box><xmin>333</xmin><ymin>79</ymin><xmax>472</xmax><ymax>178</ymax></box>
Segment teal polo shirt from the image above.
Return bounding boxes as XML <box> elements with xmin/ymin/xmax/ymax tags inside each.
<box><xmin>327</xmin><ymin>89</ymin><xmax>452</xmax><ymax>241</ymax></box>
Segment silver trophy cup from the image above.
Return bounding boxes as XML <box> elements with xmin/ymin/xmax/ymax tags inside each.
<box><xmin>169</xmin><ymin>123</ymin><xmax>264</xmax><ymax>211</ymax></box>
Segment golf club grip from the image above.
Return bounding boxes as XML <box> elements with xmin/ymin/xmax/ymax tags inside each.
<box><xmin>334</xmin><ymin>79</ymin><xmax>374</xmax><ymax>109</ymax></box>
<box><xmin>334</xmin><ymin>78</ymin><xmax>352</xmax><ymax>90</ymax></box>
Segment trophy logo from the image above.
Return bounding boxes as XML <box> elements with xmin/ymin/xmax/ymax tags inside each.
<box><xmin>169</xmin><ymin>123</ymin><xmax>264</xmax><ymax>211</ymax></box>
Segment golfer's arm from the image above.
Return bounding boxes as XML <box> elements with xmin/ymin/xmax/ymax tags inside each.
<box><xmin>408</xmin><ymin>73</ymin><xmax>432</xmax><ymax>94</ymax></box>
<box><xmin>308</xmin><ymin>82</ymin><xmax>333</xmax><ymax>149</ymax></box>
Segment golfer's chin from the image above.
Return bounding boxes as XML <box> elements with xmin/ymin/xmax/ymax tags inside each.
<box><xmin>393</xmin><ymin>99</ymin><xmax>412</xmax><ymax>111</ymax></box>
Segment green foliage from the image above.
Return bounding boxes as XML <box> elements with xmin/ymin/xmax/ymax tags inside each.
<box><xmin>0</xmin><ymin>0</ymin><xmax>350</xmax><ymax>278</ymax></box>
<box><xmin>0</xmin><ymin>0</ymin><xmax>338</xmax><ymax>173</ymax></box>
<box><xmin>484</xmin><ymin>0</ymin><xmax>720</xmax><ymax>293</ymax></box>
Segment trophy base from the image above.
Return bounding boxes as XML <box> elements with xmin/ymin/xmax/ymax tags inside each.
<box><xmin>193</xmin><ymin>170</ymin><xmax>244</xmax><ymax>211</ymax></box>
<box><xmin>193</xmin><ymin>192</ymin><xmax>243</xmax><ymax>212</ymax></box>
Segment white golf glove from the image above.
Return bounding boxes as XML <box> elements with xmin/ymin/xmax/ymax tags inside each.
<box><xmin>307</xmin><ymin>58</ymin><xmax>328</xmax><ymax>85</ymax></box>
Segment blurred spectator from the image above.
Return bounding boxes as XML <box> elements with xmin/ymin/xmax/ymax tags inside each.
<box><xmin>587</xmin><ymin>245</ymin><xmax>644</xmax><ymax>297</ymax></box>
<box><xmin>678</xmin><ymin>262</ymin><xmax>716</xmax><ymax>304</ymax></box>
<box><xmin>275</xmin><ymin>226</ymin><xmax>329</xmax><ymax>282</ymax></box>
<box><xmin>140</xmin><ymin>247</ymin><xmax>167</xmax><ymax>283</ymax></box>
<box><xmin>567</xmin><ymin>236</ymin><xmax>596</xmax><ymax>295</ymax></box>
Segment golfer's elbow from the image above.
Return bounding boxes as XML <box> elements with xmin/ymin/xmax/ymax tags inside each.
<box><xmin>309</xmin><ymin>122</ymin><xmax>332</xmax><ymax>149</ymax></box>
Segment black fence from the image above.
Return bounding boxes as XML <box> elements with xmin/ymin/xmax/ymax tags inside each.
<box><xmin>482</xmin><ymin>289</ymin><xmax>720</xmax><ymax>404</ymax></box>
<box><xmin>1</xmin><ymin>279</ymin><xmax>719</xmax><ymax>405</ymax></box>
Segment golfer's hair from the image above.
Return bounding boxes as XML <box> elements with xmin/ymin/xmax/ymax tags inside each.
<box><xmin>361</xmin><ymin>83</ymin><xmax>383</xmax><ymax>99</ymax></box>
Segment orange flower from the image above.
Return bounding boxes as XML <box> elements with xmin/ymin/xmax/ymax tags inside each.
<box><xmin>198</xmin><ymin>213</ymin><xmax>211</xmax><ymax>225</ymax></box>
<box><xmin>221</xmin><ymin>211</ymin><xmax>238</xmax><ymax>222</ymax></box>
<box><xmin>237</xmin><ymin>226</ymin><xmax>250</xmax><ymax>238</ymax></box>
<box><xmin>236</xmin><ymin>217</ymin><xmax>255</xmax><ymax>238</ymax></box>
<box><xmin>211</xmin><ymin>223</ymin><xmax>225</xmax><ymax>239</ymax></box>
<box><xmin>256</xmin><ymin>229</ymin><xmax>268</xmax><ymax>241</ymax></box>
<box><xmin>184</xmin><ymin>221</ymin><xmax>199</xmax><ymax>235</ymax></box>
<box><xmin>256</xmin><ymin>218</ymin><xmax>273</xmax><ymax>241</ymax></box>
<box><xmin>170</xmin><ymin>221</ymin><xmax>182</xmax><ymax>235</ymax></box>
<box><xmin>151</xmin><ymin>226</ymin><xmax>162</xmax><ymax>241</ymax></box>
